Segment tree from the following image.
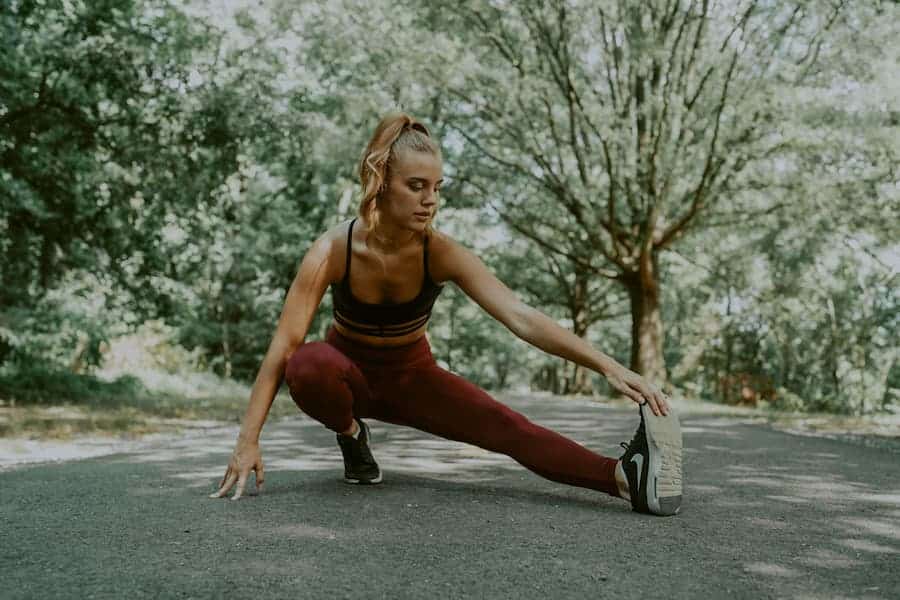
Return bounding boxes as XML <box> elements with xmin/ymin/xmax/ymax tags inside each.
<box><xmin>422</xmin><ymin>0</ymin><xmax>880</xmax><ymax>391</ymax></box>
<box><xmin>0</xmin><ymin>0</ymin><xmax>212</xmax><ymax>366</ymax></box>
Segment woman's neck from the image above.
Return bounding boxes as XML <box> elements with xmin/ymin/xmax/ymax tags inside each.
<box><xmin>364</xmin><ymin>216</ymin><xmax>418</xmax><ymax>254</ymax></box>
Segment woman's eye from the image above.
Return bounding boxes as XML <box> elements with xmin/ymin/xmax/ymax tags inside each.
<box><xmin>409</xmin><ymin>183</ymin><xmax>440</xmax><ymax>192</ymax></box>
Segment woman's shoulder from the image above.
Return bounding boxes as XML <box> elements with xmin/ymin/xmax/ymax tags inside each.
<box><xmin>426</xmin><ymin>227</ymin><xmax>446</xmax><ymax>248</ymax></box>
<box><xmin>299</xmin><ymin>218</ymin><xmax>355</xmax><ymax>285</ymax></box>
<box><xmin>427</xmin><ymin>228</ymin><xmax>470</xmax><ymax>285</ymax></box>
<box><xmin>324</xmin><ymin>216</ymin><xmax>360</xmax><ymax>247</ymax></box>
<box><xmin>429</xmin><ymin>227</ymin><xmax>470</xmax><ymax>254</ymax></box>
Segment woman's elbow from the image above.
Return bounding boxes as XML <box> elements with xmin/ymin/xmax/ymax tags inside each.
<box><xmin>507</xmin><ymin>303</ymin><xmax>535</xmax><ymax>339</ymax></box>
<box><xmin>271</xmin><ymin>330</ymin><xmax>303</xmax><ymax>367</ymax></box>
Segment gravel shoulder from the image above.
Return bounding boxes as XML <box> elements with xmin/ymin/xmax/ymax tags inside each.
<box><xmin>3</xmin><ymin>393</ymin><xmax>898</xmax><ymax>469</ymax></box>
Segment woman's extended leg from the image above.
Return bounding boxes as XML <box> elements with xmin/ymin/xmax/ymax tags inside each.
<box><xmin>375</xmin><ymin>362</ymin><xmax>621</xmax><ymax>497</ymax></box>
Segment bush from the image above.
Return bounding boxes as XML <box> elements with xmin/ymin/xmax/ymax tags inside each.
<box><xmin>0</xmin><ymin>364</ymin><xmax>156</xmax><ymax>408</ymax></box>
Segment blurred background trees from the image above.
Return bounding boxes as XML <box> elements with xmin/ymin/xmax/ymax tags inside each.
<box><xmin>1</xmin><ymin>0</ymin><xmax>897</xmax><ymax>415</ymax></box>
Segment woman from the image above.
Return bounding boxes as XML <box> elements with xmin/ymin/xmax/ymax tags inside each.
<box><xmin>209</xmin><ymin>112</ymin><xmax>683</xmax><ymax>516</ymax></box>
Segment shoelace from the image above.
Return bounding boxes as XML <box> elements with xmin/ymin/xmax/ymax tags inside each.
<box><xmin>619</xmin><ymin>419</ymin><xmax>646</xmax><ymax>454</ymax></box>
<box><xmin>356</xmin><ymin>438</ymin><xmax>376</xmax><ymax>466</ymax></box>
<box><xmin>341</xmin><ymin>426</ymin><xmax>377</xmax><ymax>466</ymax></box>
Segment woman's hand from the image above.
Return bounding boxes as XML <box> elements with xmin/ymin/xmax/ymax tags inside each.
<box><xmin>209</xmin><ymin>437</ymin><xmax>265</xmax><ymax>501</ymax></box>
<box><xmin>604</xmin><ymin>366</ymin><xmax>671</xmax><ymax>416</ymax></box>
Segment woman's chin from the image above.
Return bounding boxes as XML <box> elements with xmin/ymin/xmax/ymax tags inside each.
<box><xmin>412</xmin><ymin>214</ymin><xmax>430</xmax><ymax>224</ymax></box>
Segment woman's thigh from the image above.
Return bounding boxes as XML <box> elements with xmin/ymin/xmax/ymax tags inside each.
<box><xmin>284</xmin><ymin>341</ymin><xmax>378</xmax><ymax>429</ymax></box>
<box><xmin>373</xmin><ymin>364</ymin><xmax>536</xmax><ymax>452</ymax></box>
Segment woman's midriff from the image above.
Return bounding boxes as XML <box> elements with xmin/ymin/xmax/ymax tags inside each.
<box><xmin>331</xmin><ymin>318</ymin><xmax>429</xmax><ymax>348</ymax></box>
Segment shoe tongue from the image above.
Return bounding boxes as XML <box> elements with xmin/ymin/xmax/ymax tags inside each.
<box><xmin>627</xmin><ymin>421</ymin><xmax>646</xmax><ymax>449</ymax></box>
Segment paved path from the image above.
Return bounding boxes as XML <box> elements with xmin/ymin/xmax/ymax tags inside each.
<box><xmin>2</xmin><ymin>394</ymin><xmax>898</xmax><ymax>599</ymax></box>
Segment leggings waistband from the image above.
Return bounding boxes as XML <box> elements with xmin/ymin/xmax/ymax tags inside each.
<box><xmin>325</xmin><ymin>324</ymin><xmax>435</xmax><ymax>367</ymax></box>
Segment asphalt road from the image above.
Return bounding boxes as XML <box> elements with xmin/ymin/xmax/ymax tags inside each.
<box><xmin>2</xmin><ymin>393</ymin><xmax>898</xmax><ymax>599</ymax></box>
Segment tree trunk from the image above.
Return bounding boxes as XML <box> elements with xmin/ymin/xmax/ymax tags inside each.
<box><xmin>532</xmin><ymin>362</ymin><xmax>563</xmax><ymax>395</ymax></box>
<box><xmin>565</xmin><ymin>361</ymin><xmax>593</xmax><ymax>395</ymax></box>
<box><xmin>222</xmin><ymin>319</ymin><xmax>233</xmax><ymax>380</ymax></box>
<box><xmin>623</xmin><ymin>259</ymin><xmax>667</xmax><ymax>386</ymax></box>
<box><xmin>723</xmin><ymin>284</ymin><xmax>735</xmax><ymax>403</ymax></box>
<box><xmin>826</xmin><ymin>295</ymin><xmax>840</xmax><ymax>405</ymax></box>
<box><xmin>68</xmin><ymin>332</ymin><xmax>89</xmax><ymax>374</ymax></box>
<box><xmin>495</xmin><ymin>352</ymin><xmax>509</xmax><ymax>389</ymax></box>
<box><xmin>564</xmin><ymin>276</ymin><xmax>594</xmax><ymax>395</ymax></box>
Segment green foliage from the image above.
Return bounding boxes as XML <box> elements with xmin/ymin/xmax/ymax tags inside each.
<box><xmin>0</xmin><ymin>362</ymin><xmax>150</xmax><ymax>407</ymax></box>
<box><xmin>0</xmin><ymin>269</ymin><xmax>120</xmax><ymax>372</ymax></box>
<box><xmin>429</xmin><ymin>282</ymin><xmax>524</xmax><ymax>391</ymax></box>
<box><xmin>0</xmin><ymin>0</ymin><xmax>896</xmax><ymax>417</ymax></box>
<box><xmin>1</xmin><ymin>0</ymin><xmax>206</xmax><ymax>310</ymax></box>
<box><xmin>663</xmin><ymin>217</ymin><xmax>898</xmax><ymax>415</ymax></box>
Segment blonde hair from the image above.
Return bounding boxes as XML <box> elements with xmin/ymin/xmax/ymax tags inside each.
<box><xmin>357</xmin><ymin>112</ymin><xmax>442</xmax><ymax>237</ymax></box>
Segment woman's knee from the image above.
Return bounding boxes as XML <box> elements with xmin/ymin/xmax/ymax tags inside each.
<box><xmin>284</xmin><ymin>342</ymin><xmax>346</xmax><ymax>388</ymax></box>
<box><xmin>483</xmin><ymin>406</ymin><xmax>536</xmax><ymax>448</ymax></box>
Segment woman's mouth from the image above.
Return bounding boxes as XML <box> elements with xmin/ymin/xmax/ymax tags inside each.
<box><xmin>414</xmin><ymin>212</ymin><xmax>430</xmax><ymax>219</ymax></box>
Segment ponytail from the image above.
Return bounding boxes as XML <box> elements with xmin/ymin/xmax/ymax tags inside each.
<box><xmin>357</xmin><ymin>112</ymin><xmax>441</xmax><ymax>236</ymax></box>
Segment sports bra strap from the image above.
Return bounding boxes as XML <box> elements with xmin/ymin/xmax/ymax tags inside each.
<box><xmin>345</xmin><ymin>217</ymin><xmax>356</xmax><ymax>279</ymax></box>
<box><xmin>423</xmin><ymin>233</ymin><xmax>432</xmax><ymax>281</ymax></box>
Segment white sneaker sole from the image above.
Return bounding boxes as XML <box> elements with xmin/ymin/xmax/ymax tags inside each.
<box><xmin>343</xmin><ymin>473</ymin><xmax>383</xmax><ymax>484</ymax></box>
<box><xmin>640</xmin><ymin>402</ymin><xmax>683</xmax><ymax>515</ymax></box>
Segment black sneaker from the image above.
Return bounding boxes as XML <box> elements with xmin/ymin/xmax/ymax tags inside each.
<box><xmin>618</xmin><ymin>401</ymin><xmax>682</xmax><ymax>516</ymax></box>
<box><xmin>336</xmin><ymin>417</ymin><xmax>382</xmax><ymax>484</ymax></box>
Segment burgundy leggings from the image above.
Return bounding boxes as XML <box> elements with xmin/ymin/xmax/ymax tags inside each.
<box><xmin>284</xmin><ymin>325</ymin><xmax>621</xmax><ymax>497</ymax></box>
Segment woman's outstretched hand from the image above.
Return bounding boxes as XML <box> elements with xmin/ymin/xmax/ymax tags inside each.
<box><xmin>604</xmin><ymin>366</ymin><xmax>671</xmax><ymax>416</ymax></box>
<box><xmin>209</xmin><ymin>437</ymin><xmax>265</xmax><ymax>501</ymax></box>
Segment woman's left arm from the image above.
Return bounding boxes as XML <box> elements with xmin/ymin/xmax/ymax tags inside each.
<box><xmin>437</xmin><ymin>233</ymin><xmax>670</xmax><ymax>416</ymax></box>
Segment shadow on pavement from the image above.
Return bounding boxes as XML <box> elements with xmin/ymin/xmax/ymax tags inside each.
<box><xmin>3</xmin><ymin>393</ymin><xmax>898</xmax><ymax>599</ymax></box>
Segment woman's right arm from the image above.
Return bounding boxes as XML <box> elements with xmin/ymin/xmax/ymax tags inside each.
<box><xmin>210</xmin><ymin>228</ymin><xmax>338</xmax><ymax>500</ymax></box>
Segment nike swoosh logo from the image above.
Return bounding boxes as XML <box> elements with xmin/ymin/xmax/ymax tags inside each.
<box><xmin>630</xmin><ymin>454</ymin><xmax>644</xmax><ymax>489</ymax></box>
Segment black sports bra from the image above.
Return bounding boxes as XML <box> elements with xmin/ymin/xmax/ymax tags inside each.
<box><xmin>330</xmin><ymin>217</ymin><xmax>445</xmax><ymax>337</ymax></box>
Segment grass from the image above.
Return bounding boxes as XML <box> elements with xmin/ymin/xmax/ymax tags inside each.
<box><xmin>0</xmin><ymin>394</ymin><xmax>300</xmax><ymax>439</ymax></box>
<box><xmin>1</xmin><ymin>366</ymin><xmax>897</xmax><ymax>445</ymax></box>
<box><xmin>0</xmin><ymin>365</ymin><xmax>298</xmax><ymax>439</ymax></box>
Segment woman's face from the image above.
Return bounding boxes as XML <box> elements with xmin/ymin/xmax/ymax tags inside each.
<box><xmin>380</xmin><ymin>150</ymin><xmax>443</xmax><ymax>230</ymax></box>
